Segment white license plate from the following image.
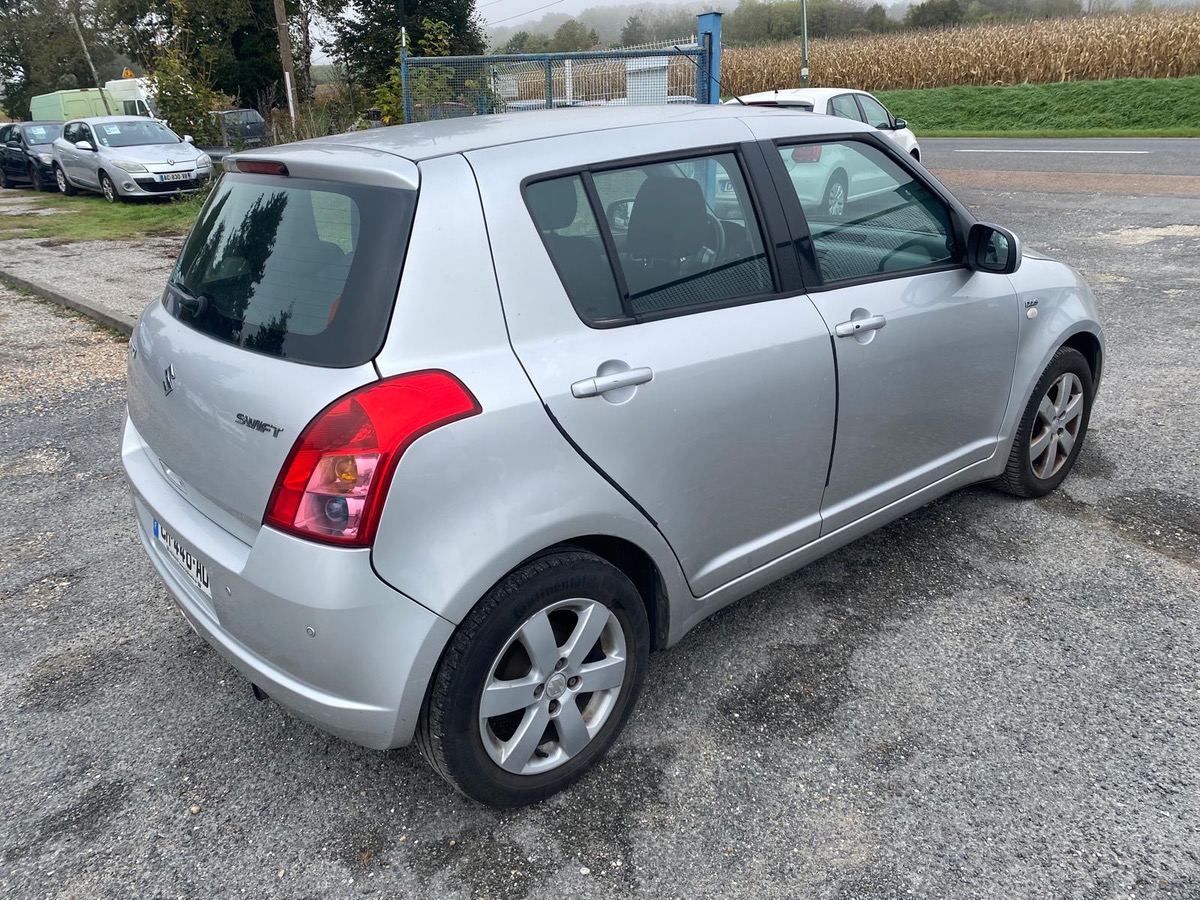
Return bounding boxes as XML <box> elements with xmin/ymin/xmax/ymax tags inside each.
<box><xmin>154</xmin><ymin>518</ymin><xmax>212</xmax><ymax>597</ymax></box>
<box><xmin>159</xmin><ymin>172</ymin><xmax>191</xmax><ymax>183</ymax></box>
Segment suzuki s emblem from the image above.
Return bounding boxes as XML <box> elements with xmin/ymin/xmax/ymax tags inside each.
<box><xmin>162</xmin><ymin>364</ymin><xmax>177</xmax><ymax>396</ymax></box>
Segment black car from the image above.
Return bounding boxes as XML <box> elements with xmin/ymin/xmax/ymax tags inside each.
<box><xmin>210</xmin><ymin>109</ymin><xmax>266</xmax><ymax>147</ymax></box>
<box><xmin>0</xmin><ymin>121</ymin><xmax>64</xmax><ymax>192</ymax></box>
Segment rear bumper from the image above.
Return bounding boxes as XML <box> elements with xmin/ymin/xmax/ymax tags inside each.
<box><xmin>122</xmin><ymin>415</ymin><xmax>454</xmax><ymax>750</ymax></box>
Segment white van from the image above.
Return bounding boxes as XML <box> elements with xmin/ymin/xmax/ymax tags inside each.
<box><xmin>103</xmin><ymin>78</ymin><xmax>157</xmax><ymax>118</ymax></box>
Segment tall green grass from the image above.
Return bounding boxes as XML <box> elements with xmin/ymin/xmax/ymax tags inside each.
<box><xmin>877</xmin><ymin>77</ymin><xmax>1200</xmax><ymax>137</ymax></box>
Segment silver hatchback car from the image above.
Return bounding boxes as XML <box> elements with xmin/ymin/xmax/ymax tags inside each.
<box><xmin>123</xmin><ymin>106</ymin><xmax>1103</xmax><ymax>807</ymax></box>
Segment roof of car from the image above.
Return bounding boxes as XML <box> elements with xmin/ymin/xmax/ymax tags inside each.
<box><xmin>69</xmin><ymin>115</ymin><xmax>167</xmax><ymax>125</ymax></box>
<box><xmin>242</xmin><ymin>104</ymin><xmax>871</xmax><ymax>165</ymax></box>
<box><xmin>734</xmin><ymin>87</ymin><xmax>867</xmax><ymax>105</ymax></box>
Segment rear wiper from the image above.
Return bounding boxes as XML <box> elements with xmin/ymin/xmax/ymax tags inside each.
<box><xmin>167</xmin><ymin>279</ymin><xmax>209</xmax><ymax>318</ymax></box>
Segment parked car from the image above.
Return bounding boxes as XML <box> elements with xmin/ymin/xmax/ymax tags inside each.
<box><xmin>29</xmin><ymin>88</ymin><xmax>119</xmax><ymax>121</ymax></box>
<box><xmin>729</xmin><ymin>87</ymin><xmax>921</xmax><ymax>160</ymax></box>
<box><xmin>0</xmin><ymin>121</ymin><xmax>63</xmax><ymax>191</ymax></box>
<box><xmin>123</xmin><ymin>106</ymin><xmax>1103</xmax><ymax>808</ymax></box>
<box><xmin>211</xmin><ymin>108</ymin><xmax>266</xmax><ymax>147</ymax></box>
<box><xmin>52</xmin><ymin>116</ymin><xmax>213</xmax><ymax>202</ymax></box>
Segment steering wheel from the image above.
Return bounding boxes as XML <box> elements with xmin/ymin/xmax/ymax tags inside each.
<box><xmin>877</xmin><ymin>237</ymin><xmax>936</xmax><ymax>273</ymax></box>
<box><xmin>701</xmin><ymin>209</ymin><xmax>725</xmax><ymax>263</ymax></box>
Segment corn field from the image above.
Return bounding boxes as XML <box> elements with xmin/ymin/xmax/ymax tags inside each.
<box><xmin>721</xmin><ymin>12</ymin><xmax>1200</xmax><ymax>94</ymax></box>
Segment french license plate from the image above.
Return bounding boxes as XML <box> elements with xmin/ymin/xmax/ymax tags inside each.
<box><xmin>159</xmin><ymin>171</ymin><xmax>191</xmax><ymax>183</ymax></box>
<box><xmin>154</xmin><ymin>518</ymin><xmax>212</xmax><ymax>597</ymax></box>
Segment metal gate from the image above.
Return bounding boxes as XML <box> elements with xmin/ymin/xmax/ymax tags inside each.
<box><xmin>400</xmin><ymin>13</ymin><xmax>722</xmax><ymax>123</ymax></box>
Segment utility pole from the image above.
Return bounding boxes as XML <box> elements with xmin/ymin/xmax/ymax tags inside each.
<box><xmin>272</xmin><ymin>0</ymin><xmax>298</xmax><ymax>121</ymax></box>
<box><xmin>68</xmin><ymin>9</ymin><xmax>113</xmax><ymax>114</ymax></box>
<box><xmin>800</xmin><ymin>0</ymin><xmax>810</xmax><ymax>87</ymax></box>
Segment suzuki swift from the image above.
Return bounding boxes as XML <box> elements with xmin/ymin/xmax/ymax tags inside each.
<box><xmin>123</xmin><ymin>105</ymin><xmax>1103</xmax><ymax>807</ymax></box>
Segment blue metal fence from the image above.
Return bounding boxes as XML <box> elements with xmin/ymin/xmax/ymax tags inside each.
<box><xmin>401</xmin><ymin>13</ymin><xmax>722</xmax><ymax>124</ymax></box>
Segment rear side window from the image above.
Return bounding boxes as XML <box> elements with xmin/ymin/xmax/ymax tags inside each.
<box><xmin>526</xmin><ymin>177</ymin><xmax>624</xmax><ymax>322</ymax></box>
<box><xmin>527</xmin><ymin>152</ymin><xmax>774</xmax><ymax>323</ymax></box>
<box><xmin>167</xmin><ymin>173</ymin><xmax>415</xmax><ymax>366</ymax></box>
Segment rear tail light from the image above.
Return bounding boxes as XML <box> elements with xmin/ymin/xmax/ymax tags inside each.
<box><xmin>265</xmin><ymin>371</ymin><xmax>480</xmax><ymax>547</ymax></box>
<box><xmin>791</xmin><ymin>144</ymin><xmax>823</xmax><ymax>163</ymax></box>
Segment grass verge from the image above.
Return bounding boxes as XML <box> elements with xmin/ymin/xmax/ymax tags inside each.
<box><xmin>876</xmin><ymin>76</ymin><xmax>1200</xmax><ymax>137</ymax></box>
<box><xmin>0</xmin><ymin>185</ymin><xmax>207</xmax><ymax>242</ymax></box>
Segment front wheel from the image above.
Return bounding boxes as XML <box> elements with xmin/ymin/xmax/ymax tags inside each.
<box><xmin>55</xmin><ymin>166</ymin><xmax>76</xmax><ymax>196</ymax></box>
<box><xmin>29</xmin><ymin>165</ymin><xmax>45</xmax><ymax>191</ymax></box>
<box><xmin>417</xmin><ymin>550</ymin><xmax>650</xmax><ymax>807</ymax></box>
<box><xmin>996</xmin><ymin>346</ymin><xmax>1093</xmax><ymax>498</ymax></box>
<box><xmin>100</xmin><ymin>172</ymin><xmax>120</xmax><ymax>203</ymax></box>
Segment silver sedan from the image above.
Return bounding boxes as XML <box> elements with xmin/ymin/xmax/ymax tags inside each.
<box><xmin>52</xmin><ymin>116</ymin><xmax>213</xmax><ymax>202</ymax></box>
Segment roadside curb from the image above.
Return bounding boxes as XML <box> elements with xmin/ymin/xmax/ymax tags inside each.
<box><xmin>0</xmin><ymin>268</ymin><xmax>136</xmax><ymax>337</ymax></box>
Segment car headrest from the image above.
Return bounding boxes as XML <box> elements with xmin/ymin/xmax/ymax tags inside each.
<box><xmin>626</xmin><ymin>177</ymin><xmax>709</xmax><ymax>261</ymax></box>
<box><xmin>529</xmin><ymin>178</ymin><xmax>578</xmax><ymax>231</ymax></box>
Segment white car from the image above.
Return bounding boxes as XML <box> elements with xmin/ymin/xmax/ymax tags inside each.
<box><xmin>729</xmin><ymin>88</ymin><xmax>921</xmax><ymax>160</ymax></box>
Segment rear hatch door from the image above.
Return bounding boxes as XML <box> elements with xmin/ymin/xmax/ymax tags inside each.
<box><xmin>126</xmin><ymin>153</ymin><xmax>417</xmax><ymax>543</ymax></box>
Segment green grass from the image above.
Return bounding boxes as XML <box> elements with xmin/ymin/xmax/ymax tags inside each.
<box><xmin>877</xmin><ymin>76</ymin><xmax>1200</xmax><ymax>137</ymax></box>
<box><xmin>0</xmin><ymin>187</ymin><xmax>206</xmax><ymax>242</ymax></box>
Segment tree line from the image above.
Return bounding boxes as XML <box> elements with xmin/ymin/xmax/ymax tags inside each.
<box><xmin>0</xmin><ymin>0</ymin><xmax>485</xmax><ymax>122</ymax></box>
<box><xmin>494</xmin><ymin>0</ymin><xmax>1162</xmax><ymax>54</ymax></box>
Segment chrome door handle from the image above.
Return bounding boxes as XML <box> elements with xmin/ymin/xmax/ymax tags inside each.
<box><xmin>571</xmin><ymin>366</ymin><xmax>653</xmax><ymax>398</ymax></box>
<box><xmin>835</xmin><ymin>314</ymin><xmax>887</xmax><ymax>338</ymax></box>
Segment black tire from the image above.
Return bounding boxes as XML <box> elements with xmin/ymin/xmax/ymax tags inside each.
<box><xmin>823</xmin><ymin>170</ymin><xmax>848</xmax><ymax>219</ymax></box>
<box><xmin>99</xmin><ymin>171</ymin><xmax>120</xmax><ymax>203</ymax></box>
<box><xmin>417</xmin><ymin>550</ymin><xmax>650</xmax><ymax>807</ymax></box>
<box><xmin>0</xmin><ymin>166</ymin><xmax>12</xmax><ymax>189</ymax></box>
<box><xmin>996</xmin><ymin>346</ymin><xmax>1093</xmax><ymax>498</ymax></box>
<box><xmin>55</xmin><ymin>165</ymin><xmax>76</xmax><ymax>196</ymax></box>
<box><xmin>29</xmin><ymin>165</ymin><xmax>45</xmax><ymax>192</ymax></box>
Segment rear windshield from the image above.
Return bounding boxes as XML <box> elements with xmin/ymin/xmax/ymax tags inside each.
<box><xmin>167</xmin><ymin>172</ymin><xmax>415</xmax><ymax>367</ymax></box>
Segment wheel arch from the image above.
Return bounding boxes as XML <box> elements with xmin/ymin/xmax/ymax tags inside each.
<box><xmin>519</xmin><ymin>536</ymin><xmax>669</xmax><ymax>652</ymax></box>
<box><xmin>1061</xmin><ymin>330</ymin><xmax>1102</xmax><ymax>395</ymax></box>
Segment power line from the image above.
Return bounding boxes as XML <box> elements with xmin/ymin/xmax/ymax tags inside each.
<box><xmin>485</xmin><ymin>0</ymin><xmax>570</xmax><ymax>26</ymax></box>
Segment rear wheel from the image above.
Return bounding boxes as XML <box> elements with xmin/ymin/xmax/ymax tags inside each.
<box><xmin>418</xmin><ymin>550</ymin><xmax>650</xmax><ymax>807</ymax></box>
<box><xmin>996</xmin><ymin>346</ymin><xmax>1093</xmax><ymax>498</ymax></box>
<box><xmin>0</xmin><ymin>166</ymin><xmax>12</xmax><ymax>189</ymax></box>
<box><xmin>100</xmin><ymin>172</ymin><xmax>120</xmax><ymax>203</ymax></box>
<box><xmin>823</xmin><ymin>171</ymin><xmax>848</xmax><ymax>219</ymax></box>
<box><xmin>55</xmin><ymin>165</ymin><xmax>76</xmax><ymax>196</ymax></box>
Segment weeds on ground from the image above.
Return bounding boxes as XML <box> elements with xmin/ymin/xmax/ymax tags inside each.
<box><xmin>0</xmin><ymin>183</ymin><xmax>208</xmax><ymax>243</ymax></box>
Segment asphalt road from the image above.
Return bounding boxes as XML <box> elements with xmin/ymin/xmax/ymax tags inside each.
<box><xmin>1</xmin><ymin>156</ymin><xmax>1199</xmax><ymax>899</ymax></box>
<box><xmin>923</xmin><ymin>137</ymin><xmax>1200</xmax><ymax>176</ymax></box>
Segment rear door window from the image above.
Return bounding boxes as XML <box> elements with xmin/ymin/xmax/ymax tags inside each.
<box><xmin>830</xmin><ymin>95</ymin><xmax>863</xmax><ymax>121</ymax></box>
<box><xmin>167</xmin><ymin>173</ymin><xmax>415</xmax><ymax>366</ymax></box>
<box><xmin>527</xmin><ymin>151</ymin><xmax>774</xmax><ymax>323</ymax></box>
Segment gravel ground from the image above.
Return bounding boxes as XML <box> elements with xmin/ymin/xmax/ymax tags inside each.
<box><xmin>0</xmin><ymin>174</ymin><xmax>1198</xmax><ymax>899</ymax></box>
<box><xmin>0</xmin><ymin>219</ymin><xmax>179</xmax><ymax>325</ymax></box>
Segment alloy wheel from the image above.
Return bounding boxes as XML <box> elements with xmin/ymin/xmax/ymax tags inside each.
<box><xmin>1029</xmin><ymin>371</ymin><xmax>1084</xmax><ymax>479</ymax></box>
<box><xmin>479</xmin><ymin>597</ymin><xmax>627</xmax><ymax>776</ymax></box>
